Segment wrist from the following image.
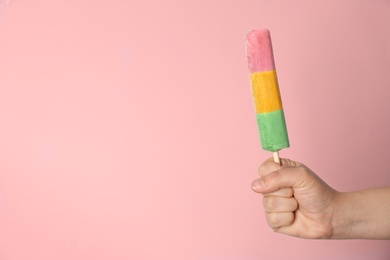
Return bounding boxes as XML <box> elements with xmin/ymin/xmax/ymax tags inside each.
<box><xmin>329</xmin><ymin>191</ymin><xmax>355</xmax><ymax>239</ymax></box>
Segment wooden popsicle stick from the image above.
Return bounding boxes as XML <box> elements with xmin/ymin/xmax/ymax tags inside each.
<box><xmin>273</xmin><ymin>151</ymin><xmax>281</xmax><ymax>165</ymax></box>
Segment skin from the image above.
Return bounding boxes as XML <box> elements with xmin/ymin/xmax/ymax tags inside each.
<box><xmin>251</xmin><ymin>158</ymin><xmax>390</xmax><ymax>239</ymax></box>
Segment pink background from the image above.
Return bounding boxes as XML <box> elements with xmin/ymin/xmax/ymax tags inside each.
<box><xmin>1</xmin><ymin>0</ymin><xmax>390</xmax><ymax>259</ymax></box>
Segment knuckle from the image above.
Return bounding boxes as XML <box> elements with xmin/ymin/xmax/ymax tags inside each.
<box><xmin>281</xmin><ymin>158</ymin><xmax>301</xmax><ymax>168</ymax></box>
<box><xmin>282</xmin><ymin>158</ymin><xmax>293</xmax><ymax>167</ymax></box>
<box><xmin>297</xmin><ymin>165</ymin><xmax>308</xmax><ymax>176</ymax></box>
<box><xmin>263</xmin><ymin>196</ymin><xmax>278</xmax><ymax>211</ymax></box>
<box><xmin>258</xmin><ymin>158</ymin><xmax>278</xmax><ymax>177</ymax></box>
<box><xmin>296</xmin><ymin>166</ymin><xmax>311</xmax><ymax>183</ymax></box>
<box><xmin>266</xmin><ymin>213</ymin><xmax>280</xmax><ymax>228</ymax></box>
<box><xmin>290</xmin><ymin>160</ymin><xmax>301</xmax><ymax>167</ymax></box>
<box><xmin>257</xmin><ymin>164</ymin><xmax>265</xmax><ymax>176</ymax></box>
<box><xmin>286</xmin><ymin>188</ymin><xmax>294</xmax><ymax>197</ymax></box>
<box><xmin>286</xmin><ymin>212</ymin><xmax>295</xmax><ymax>225</ymax></box>
<box><xmin>258</xmin><ymin>162</ymin><xmax>270</xmax><ymax>177</ymax></box>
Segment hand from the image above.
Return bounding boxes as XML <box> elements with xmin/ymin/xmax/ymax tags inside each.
<box><xmin>251</xmin><ymin>158</ymin><xmax>338</xmax><ymax>239</ymax></box>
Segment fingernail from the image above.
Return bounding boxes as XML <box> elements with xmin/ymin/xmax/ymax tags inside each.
<box><xmin>251</xmin><ymin>179</ymin><xmax>265</xmax><ymax>192</ymax></box>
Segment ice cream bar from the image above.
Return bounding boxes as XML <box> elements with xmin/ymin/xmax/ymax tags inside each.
<box><xmin>245</xmin><ymin>29</ymin><xmax>289</xmax><ymax>157</ymax></box>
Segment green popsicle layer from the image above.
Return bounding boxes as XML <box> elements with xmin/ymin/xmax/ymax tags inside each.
<box><xmin>256</xmin><ymin>110</ymin><xmax>290</xmax><ymax>152</ymax></box>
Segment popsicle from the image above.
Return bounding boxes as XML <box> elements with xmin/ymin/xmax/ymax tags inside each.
<box><xmin>245</xmin><ymin>29</ymin><xmax>289</xmax><ymax>164</ymax></box>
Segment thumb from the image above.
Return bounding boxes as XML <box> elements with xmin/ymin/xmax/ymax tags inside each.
<box><xmin>252</xmin><ymin>166</ymin><xmax>308</xmax><ymax>194</ymax></box>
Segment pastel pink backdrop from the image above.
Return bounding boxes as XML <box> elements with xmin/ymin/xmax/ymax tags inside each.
<box><xmin>0</xmin><ymin>0</ymin><xmax>389</xmax><ymax>259</ymax></box>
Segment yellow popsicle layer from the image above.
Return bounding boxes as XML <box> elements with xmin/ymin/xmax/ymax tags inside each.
<box><xmin>250</xmin><ymin>70</ymin><xmax>283</xmax><ymax>114</ymax></box>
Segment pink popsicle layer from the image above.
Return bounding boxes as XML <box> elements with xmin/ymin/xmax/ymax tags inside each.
<box><xmin>245</xmin><ymin>29</ymin><xmax>276</xmax><ymax>73</ymax></box>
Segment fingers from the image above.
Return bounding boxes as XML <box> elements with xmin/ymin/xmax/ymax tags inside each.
<box><xmin>265</xmin><ymin>212</ymin><xmax>294</xmax><ymax>230</ymax></box>
<box><xmin>264</xmin><ymin>187</ymin><xmax>293</xmax><ymax>197</ymax></box>
<box><xmin>263</xmin><ymin>196</ymin><xmax>298</xmax><ymax>213</ymax></box>
<box><xmin>252</xmin><ymin>158</ymin><xmax>303</xmax><ymax>233</ymax></box>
